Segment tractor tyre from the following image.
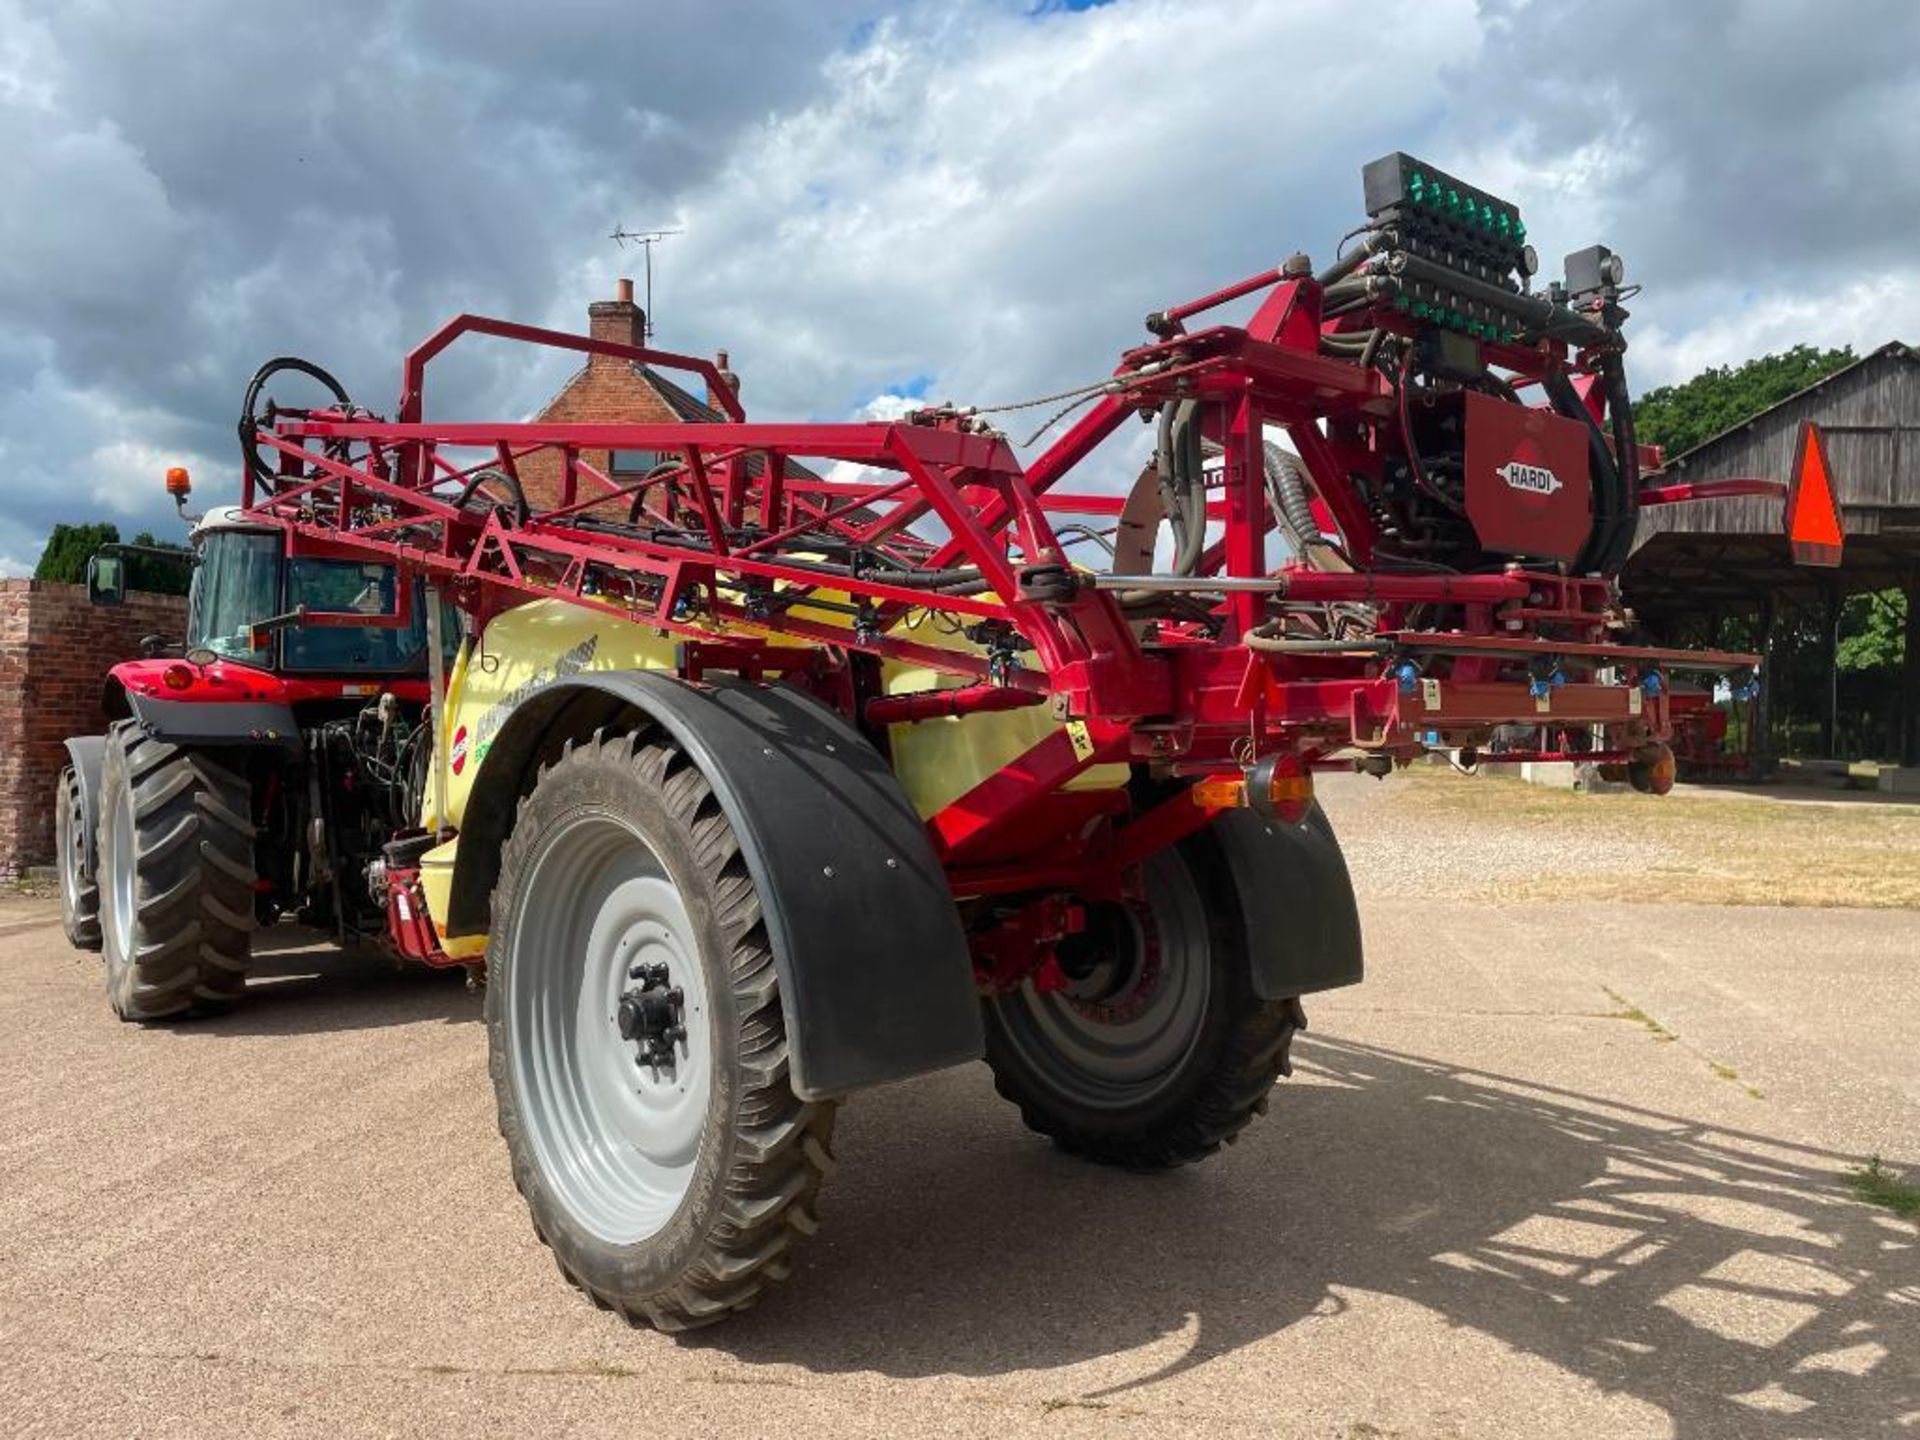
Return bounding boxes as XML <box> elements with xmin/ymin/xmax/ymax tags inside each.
<box><xmin>56</xmin><ymin>765</ymin><xmax>102</xmax><ymax>951</ymax></box>
<box><xmin>486</xmin><ymin>727</ymin><xmax>835</xmax><ymax>1331</ymax></box>
<box><xmin>97</xmin><ymin>726</ymin><xmax>256</xmax><ymax>1021</ymax></box>
<box><xmin>982</xmin><ymin>834</ymin><xmax>1306</xmax><ymax>1170</ymax></box>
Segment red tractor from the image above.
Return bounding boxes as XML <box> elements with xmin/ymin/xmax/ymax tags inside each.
<box><xmin>57</xmin><ymin>378</ymin><xmax>452</xmax><ymax>1017</ymax></box>
<box><xmin>59</xmin><ymin>154</ymin><xmax>1831</xmax><ymax>1328</ymax></box>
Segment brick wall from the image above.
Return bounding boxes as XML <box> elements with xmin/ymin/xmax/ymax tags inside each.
<box><xmin>0</xmin><ymin>580</ymin><xmax>189</xmax><ymax>878</ymax></box>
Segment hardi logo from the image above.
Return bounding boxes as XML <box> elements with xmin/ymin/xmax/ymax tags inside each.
<box><xmin>1498</xmin><ymin>459</ymin><xmax>1563</xmax><ymax>496</ymax></box>
<box><xmin>450</xmin><ymin>726</ymin><xmax>469</xmax><ymax>776</ymax></box>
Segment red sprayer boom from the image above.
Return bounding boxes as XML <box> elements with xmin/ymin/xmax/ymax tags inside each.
<box><xmin>236</xmin><ymin>153</ymin><xmax>1779</xmax><ymax>880</ymax></box>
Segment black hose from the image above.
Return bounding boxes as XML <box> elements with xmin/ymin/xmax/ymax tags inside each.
<box><xmin>627</xmin><ymin>460</ymin><xmax>687</xmax><ymax>523</ymax></box>
<box><xmin>1541</xmin><ymin>366</ymin><xmax>1626</xmax><ymax>575</ymax></box>
<box><xmin>239</xmin><ymin>357</ymin><xmax>353</xmax><ymax>491</ymax></box>
<box><xmin>1596</xmin><ymin>352</ymin><xmax>1640</xmax><ymax>572</ymax></box>
<box><xmin>453</xmin><ymin>467</ymin><xmax>530</xmax><ymax>526</ymax></box>
<box><xmin>1314</xmin><ymin>227</ymin><xmax>1394</xmax><ymax>289</ymax></box>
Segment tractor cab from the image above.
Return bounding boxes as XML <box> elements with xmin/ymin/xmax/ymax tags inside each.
<box><xmin>87</xmin><ymin>501</ymin><xmax>444</xmax><ymax>679</ymax></box>
<box><xmin>183</xmin><ymin>507</ymin><xmax>434</xmax><ymax>676</ymax></box>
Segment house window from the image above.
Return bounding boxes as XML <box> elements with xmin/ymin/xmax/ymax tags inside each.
<box><xmin>611</xmin><ymin>449</ymin><xmax>669</xmax><ymax>475</ymax></box>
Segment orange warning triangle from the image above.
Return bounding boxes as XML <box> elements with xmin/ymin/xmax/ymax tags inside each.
<box><xmin>1785</xmin><ymin>419</ymin><xmax>1843</xmax><ymax>566</ymax></box>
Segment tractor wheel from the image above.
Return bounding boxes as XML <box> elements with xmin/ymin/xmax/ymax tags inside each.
<box><xmin>56</xmin><ymin>765</ymin><xmax>101</xmax><ymax>951</ymax></box>
<box><xmin>982</xmin><ymin>837</ymin><xmax>1305</xmax><ymax>1170</ymax></box>
<box><xmin>487</xmin><ymin>727</ymin><xmax>835</xmax><ymax>1331</ymax></box>
<box><xmin>97</xmin><ymin>727</ymin><xmax>257</xmax><ymax>1021</ymax></box>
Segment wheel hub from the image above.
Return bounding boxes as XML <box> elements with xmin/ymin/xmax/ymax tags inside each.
<box><xmin>617</xmin><ymin>962</ymin><xmax>687</xmax><ymax>1073</ymax></box>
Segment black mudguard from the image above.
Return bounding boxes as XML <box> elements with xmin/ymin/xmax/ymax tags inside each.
<box><xmin>448</xmin><ymin>672</ymin><xmax>983</xmax><ymax>1101</ymax></box>
<box><xmin>61</xmin><ymin>734</ymin><xmax>110</xmax><ymax>875</ymax></box>
<box><xmin>123</xmin><ymin>693</ymin><xmax>302</xmax><ymax>749</ymax></box>
<box><xmin>1208</xmin><ymin>805</ymin><xmax>1364</xmax><ymax>999</ymax></box>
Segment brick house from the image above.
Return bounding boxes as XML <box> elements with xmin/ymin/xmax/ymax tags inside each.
<box><xmin>515</xmin><ymin>278</ymin><xmax>739</xmax><ymax>513</ymax></box>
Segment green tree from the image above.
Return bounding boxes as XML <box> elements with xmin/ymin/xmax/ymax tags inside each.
<box><xmin>33</xmin><ymin>522</ymin><xmax>120</xmax><ymax>584</ymax></box>
<box><xmin>32</xmin><ymin>521</ymin><xmax>191</xmax><ymax>596</ymax></box>
<box><xmin>1634</xmin><ymin>344</ymin><xmax>1857</xmax><ymax>459</ymax></box>
<box><xmin>1837</xmin><ymin>589</ymin><xmax>1906</xmax><ymax>673</ymax></box>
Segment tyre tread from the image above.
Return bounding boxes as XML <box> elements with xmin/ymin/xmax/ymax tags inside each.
<box><xmin>57</xmin><ymin>765</ymin><xmax>103</xmax><ymax>951</ymax></box>
<box><xmin>487</xmin><ymin>724</ymin><xmax>834</xmax><ymax>1332</ymax></box>
<box><xmin>99</xmin><ymin>727</ymin><xmax>256</xmax><ymax>1021</ymax></box>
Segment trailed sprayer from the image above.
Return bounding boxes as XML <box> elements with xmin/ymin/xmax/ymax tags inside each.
<box><xmin>59</xmin><ymin>154</ymin><xmax>1840</xmax><ymax>1329</ymax></box>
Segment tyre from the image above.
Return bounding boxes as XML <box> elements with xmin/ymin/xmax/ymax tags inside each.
<box><xmin>982</xmin><ymin>834</ymin><xmax>1306</xmax><ymax>1170</ymax></box>
<box><xmin>97</xmin><ymin>726</ymin><xmax>257</xmax><ymax>1021</ymax></box>
<box><xmin>487</xmin><ymin>726</ymin><xmax>835</xmax><ymax>1331</ymax></box>
<box><xmin>56</xmin><ymin>764</ymin><xmax>101</xmax><ymax>951</ymax></box>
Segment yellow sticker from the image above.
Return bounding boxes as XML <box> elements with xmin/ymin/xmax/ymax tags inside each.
<box><xmin>1066</xmin><ymin>720</ymin><xmax>1095</xmax><ymax>761</ymax></box>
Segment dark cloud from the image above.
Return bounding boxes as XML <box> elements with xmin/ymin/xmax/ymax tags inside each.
<box><xmin>0</xmin><ymin>0</ymin><xmax>1914</xmax><ymax>568</ymax></box>
<box><xmin>0</xmin><ymin>0</ymin><xmax>871</xmax><ymax>558</ymax></box>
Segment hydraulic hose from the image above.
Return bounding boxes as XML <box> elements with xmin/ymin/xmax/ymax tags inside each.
<box><xmin>1541</xmin><ymin>365</ymin><xmax>1626</xmax><ymax>575</ymax></box>
<box><xmin>453</xmin><ymin>467</ymin><xmax>531</xmax><ymax>526</ymax></box>
<box><xmin>1243</xmin><ymin>620</ymin><xmax>1392</xmax><ymax>656</ymax></box>
<box><xmin>1595</xmin><ymin>352</ymin><xmax>1640</xmax><ymax>573</ymax></box>
<box><xmin>239</xmin><ymin>357</ymin><xmax>353</xmax><ymax>491</ymax></box>
<box><xmin>1155</xmin><ymin>398</ymin><xmax>1207</xmax><ymax>577</ymax></box>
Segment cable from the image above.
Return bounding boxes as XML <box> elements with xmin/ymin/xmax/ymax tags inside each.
<box><xmin>1396</xmin><ymin>350</ymin><xmax>1465</xmax><ymax>516</ymax></box>
<box><xmin>1021</xmin><ymin>390</ymin><xmax>1106</xmax><ymax>447</ymax></box>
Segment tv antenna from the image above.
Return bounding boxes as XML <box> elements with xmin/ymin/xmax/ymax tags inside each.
<box><xmin>609</xmin><ymin>226</ymin><xmax>681</xmax><ymax>340</ymax></box>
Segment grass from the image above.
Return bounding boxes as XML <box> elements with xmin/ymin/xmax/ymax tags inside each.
<box><xmin>1603</xmin><ymin>989</ymin><xmax>1678</xmax><ymax>1042</ymax></box>
<box><xmin>1848</xmin><ymin>1156</ymin><xmax>1920</xmax><ymax>1219</ymax></box>
<box><xmin>1387</xmin><ymin>767</ymin><xmax>1920</xmax><ymax>908</ymax></box>
<box><xmin>1602</xmin><ymin>987</ymin><xmax>1762</xmax><ymax>1098</ymax></box>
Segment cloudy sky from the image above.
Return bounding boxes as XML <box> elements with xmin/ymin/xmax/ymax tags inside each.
<box><xmin>2</xmin><ymin>0</ymin><xmax>1917</xmax><ymax>572</ymax></box>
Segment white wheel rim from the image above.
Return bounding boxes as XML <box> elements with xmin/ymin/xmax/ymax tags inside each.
<box><xmin>507</xmin><ymin>812</ymin><xmax>713</xmax><ymax>1245</ymax></box>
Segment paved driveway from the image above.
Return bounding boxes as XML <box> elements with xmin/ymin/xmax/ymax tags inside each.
<box><xmin>0</xmin><ymin>788</ymin><xmax>1914</xmax><ymax>1438</ymax></box>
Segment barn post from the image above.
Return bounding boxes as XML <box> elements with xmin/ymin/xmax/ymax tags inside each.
<box><xmin>1819</xmin><ymin>584</ymin><xmax>1842</xmax><ymax>759</ymax></box>
<box><xmin>1902</xmin><ymin>569</ymin><xmax>1920</xmax><ymax>768</ymax></box>
<box><xmin>1756</xmin><ymin>595</ymin><xmax>1778</xmax><ymax>772</ymax></box>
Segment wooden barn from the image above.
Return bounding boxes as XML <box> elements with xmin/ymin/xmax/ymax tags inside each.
<box><xmin>1620</xmin><ymin>342</ymin><xmax>1920</xmax><ymax>766</ymax></box>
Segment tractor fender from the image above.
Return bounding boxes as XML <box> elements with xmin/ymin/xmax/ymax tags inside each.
<box><xmin>1206</xmin><ymin>805</ymin><xmax>1364</xmax><ymax>999</ymax></box>
<box><xmin>121</xmin><ymin>692</ymin><xmax>302</xmax><ymax>750</ymax></box>
<box><xmin>61</xmin><ymin>734</ymin><xmax>111</xmax><ymax>874</ymax></box>
<box><xmin>446</xmin><ymin>671</ymin><xmax>983</xmax><ymax>1101</ymax></box>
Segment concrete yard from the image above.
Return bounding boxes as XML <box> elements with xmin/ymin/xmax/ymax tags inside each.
<box><xmin>0</xmin><ymin>775</ymin><xmax>1915</xmax><ymax>1438</ymax></box>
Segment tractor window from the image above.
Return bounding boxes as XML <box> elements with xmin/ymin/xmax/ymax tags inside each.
<box><xmin>187</xmin><ymin>530</ymin><xmax>282</xmax><ymax>661</ymax></box>
<box><xmin>280</xmin><ymin>559</ymin><xmax>430</xmax><ymax>672</ymax></box>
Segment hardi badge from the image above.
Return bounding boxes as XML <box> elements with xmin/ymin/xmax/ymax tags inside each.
<box><xmin>1498</xmin><ymin>459</ymin><xmax>1563</xmax><ymax>496</ymax></box>
<box><xmin>450</xmin><ymin>726</ymin><xmax>469</xmax><ymax>776</ymax></box>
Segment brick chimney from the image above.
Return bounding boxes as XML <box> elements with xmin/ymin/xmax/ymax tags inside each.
<box><xmin>710</xmin><ymin>349</ymin><xmax>740</xmax><ymax>411</ymax></box>
<box><xmin>588</xmin><ymin>278</ymin><xmax>644</xmax><ymax>360</ymax></box>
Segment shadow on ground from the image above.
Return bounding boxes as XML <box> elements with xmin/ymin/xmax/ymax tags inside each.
<box><xmin>695</xmin><ymin>1036</ymin><xmax>1918</xmax><ymax>1438</ymax></box>
<box><xmin>161</xmin><ymin>935</ymin><xmax>1918</xmax><ymax>1436</ymax></box>
<box><xmin>182</xmin><ymin>926</ymin><xmax>478</xmax><ymax>1037</ymax></box>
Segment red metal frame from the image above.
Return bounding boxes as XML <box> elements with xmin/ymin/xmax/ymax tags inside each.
<box><xmin>234</xmin><ymin>265</ymin><xmax>1770</xmax><ymax>921</ymax></box>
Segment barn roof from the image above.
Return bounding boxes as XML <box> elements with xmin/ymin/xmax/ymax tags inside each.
<box><xmin>1659</xmin><ymin>341</ymin><xmax>1919</xmax><ymax>472</ymax></box>
<box><xmin>1621</xmin><ymin>340</ymin><xmax>1920</xmax><ymax>621</ymax></box>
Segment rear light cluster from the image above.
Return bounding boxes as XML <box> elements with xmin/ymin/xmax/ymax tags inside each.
<box><xmin>1190</xmin><ymin>754</ymin><xmax>1315</xmax><ymax>825</ymax></box>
